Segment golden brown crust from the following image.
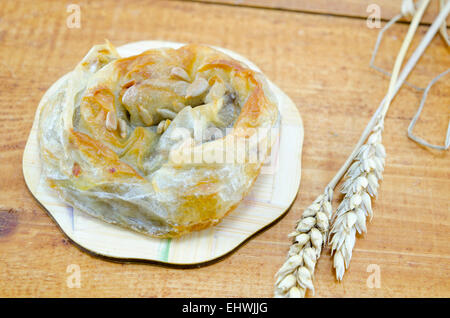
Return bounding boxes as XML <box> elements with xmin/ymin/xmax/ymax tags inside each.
<box><xmin>38</xmin><ymin>42</ymin><xmax>279</xmax><ymax>238</ymax></box>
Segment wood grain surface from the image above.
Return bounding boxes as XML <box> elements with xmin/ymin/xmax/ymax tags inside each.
<box><xmin>200</xmin><ymin>0</ymin><xmax>450</xmax><ymax>25</ymax></box>
<box><xmin>0</xmin><ymin>0</ymin><xmax>449</xmax><ymax>297</ymax></box>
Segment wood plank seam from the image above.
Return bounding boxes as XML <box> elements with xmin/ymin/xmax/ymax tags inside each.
<box><xmin>174</xmin><ymin>0</ymin><xmax>450</xmax><ymax>26</ymax></box>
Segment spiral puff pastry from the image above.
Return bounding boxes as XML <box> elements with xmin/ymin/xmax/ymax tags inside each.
<box><xmin>38</xmin><ymin>42</ymin><xmax>280</xmax><ymax>238</ymax></box>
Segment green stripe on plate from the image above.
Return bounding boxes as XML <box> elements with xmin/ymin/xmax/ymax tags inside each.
<box><xmin>159</xmin><ymin>238</ymin><xmax>171</xmax><ymax>262</ymax></box>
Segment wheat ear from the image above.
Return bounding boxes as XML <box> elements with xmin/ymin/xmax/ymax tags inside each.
<box><xmin>329</xmin><ymin>0</ymin><xmax>437</xmax><ymax>280</ymax></box>
<box><xmin>329</xmin><ymin>121</ymin><xmax>385</xmax><ymax>280</ymax></box>
<box><xmin>274</xmin><ymin>0</ymin><xmax>450</xmax><ymax>296</ymax></box>
<box><xmin>274</xmin><ymin>187</ymin><xmax>333</xmax><ymax>297</ymax></box>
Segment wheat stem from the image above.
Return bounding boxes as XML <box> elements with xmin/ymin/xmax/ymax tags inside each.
<box><xmin>275</xmin><ymin>0</ymin><xmax>450</xmax><ymax>296</ymax></box>
<box><xmin>328</xmin><ymin>0</ymin><xmax>450</xmax><ymax>280</ymax></box>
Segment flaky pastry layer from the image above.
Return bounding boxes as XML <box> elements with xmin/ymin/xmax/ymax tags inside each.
<box><xmin>38</xmin><ymin>42</ymin><xmax>279</xmax><ymax>237</ymax></box>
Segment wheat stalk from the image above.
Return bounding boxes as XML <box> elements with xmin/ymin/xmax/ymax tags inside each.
<box><xmin>274</xmin><ymin>0</ymin><xmax>450</xmax><ymax>296</ymax></box>
<box><xmin>328</xmin><ymin>0</ymin><xmax>433</xmax><ymax>280</ymax></box>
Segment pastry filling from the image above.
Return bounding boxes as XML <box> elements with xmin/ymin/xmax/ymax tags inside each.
<box><xmin>74</xmin><ymin>46</ymin><xmax>262</xmax><ymax>176</ymax></box>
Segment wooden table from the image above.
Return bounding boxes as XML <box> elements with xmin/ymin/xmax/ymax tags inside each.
<box><xmin>0</xmin><ymin>0</ymin><xmax>449</xmax><ymax>297</ymax></box>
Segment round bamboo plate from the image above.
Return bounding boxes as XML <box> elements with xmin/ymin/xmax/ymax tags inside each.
<box><xmin>22</xmin><ymin>41</ymin><xmax>304</xmax><ymax>265</ymax></box>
